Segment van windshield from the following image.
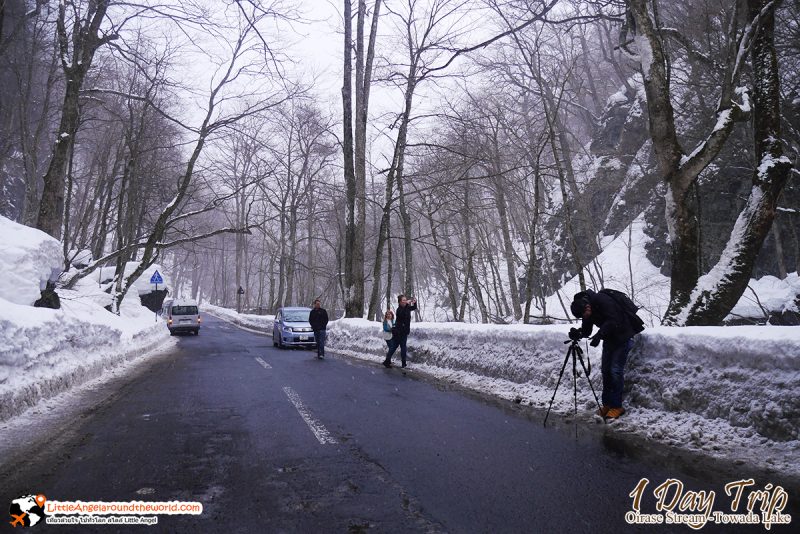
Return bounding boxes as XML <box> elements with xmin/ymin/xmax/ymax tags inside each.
<box><xmin>172</xmin><ymin>306</ymin><xmax>198</xmax><ymax>315</ymax></box>
<box><xmin>284</xmin><ymin>311</ymin><xmax>309</xmax><ymax>322</ymax></box>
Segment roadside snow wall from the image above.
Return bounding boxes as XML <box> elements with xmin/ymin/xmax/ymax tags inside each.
<box><xmin>0</xmin><ymin>295</ymin><xmax>169</xmax><ymax>421</ymax></box>
<box><xmin>205</xmin><ymin>304</ymin><xmax>274</xmax><ymax>331</ymax></box>
<box><xmin>0</xmin><ymin>216</ymin><xmax>172</xmax><ymax>422</ymax></box>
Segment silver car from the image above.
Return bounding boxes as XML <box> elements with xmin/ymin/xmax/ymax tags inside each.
<box><xmin>272</xmin><ymin>307</ymin><xmax>315</xmax><ymax>349</ymax></box>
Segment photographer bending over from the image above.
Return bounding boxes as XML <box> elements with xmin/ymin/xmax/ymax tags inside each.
<box><xmin>570</xmin><ymin>289</ymin><xmax>642</xmax><ymax>420</ymax></box>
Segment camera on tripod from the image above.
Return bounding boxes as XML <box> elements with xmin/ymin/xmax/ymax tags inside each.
<box><xmin>568</xmin><ymin>327</ymin><xmax>583</xmax><ymax>342</ymax></box>
<box><xmin>544</xmin><ymin>325</ymin><xmax>602</xmax><ymax>427</ymax></box>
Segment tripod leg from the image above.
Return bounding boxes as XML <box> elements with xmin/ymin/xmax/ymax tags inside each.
<box><xmin>543</xmin><ymin>348</ymin><xmax>573</xmax><ymax>427</ymax></box>
<box><xmin>577</xmin><ymin>350</ymin><xmax>603</xmax><ymax>412</ymax></box>
<box><xmin>572</xmin><ymin>346</ymin><xmax>578</xmax><ymax>418</ymax></box>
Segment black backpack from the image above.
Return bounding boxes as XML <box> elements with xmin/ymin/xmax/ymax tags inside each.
<box><xmin>599</xmin><ymin>288</ymin><xmax>645</xmax><ymax>334</ymax></box>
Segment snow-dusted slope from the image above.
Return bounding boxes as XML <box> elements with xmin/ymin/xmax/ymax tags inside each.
<box><xmin>541</xmin><ymin>216</ymin><xmax>799</xmax><ymax>325</ymax></box>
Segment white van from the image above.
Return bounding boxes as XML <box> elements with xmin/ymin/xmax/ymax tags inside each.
<box><xmin>163</xmin><ymin>299</ymin><xmax>201</xmax><ymax>335</ymax></box>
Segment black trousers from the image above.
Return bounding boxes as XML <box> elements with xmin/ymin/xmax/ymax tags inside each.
<box><xmin>385</xmin><ymin>334</ymin><xmax>408</xmax><ymax>365</ymax></box>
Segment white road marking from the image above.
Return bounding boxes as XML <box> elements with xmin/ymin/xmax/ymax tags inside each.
<box><xmin>282</xmin><ymin>387</ymin><xmax>337</xmax><ymax>445</ymax></box>
<box><xmin>255</xmin><ymin>357</ymin><xmax>272</xmax><ymax>369</ymax></box>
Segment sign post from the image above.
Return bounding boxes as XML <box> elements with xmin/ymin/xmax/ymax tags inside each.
<box><xmin>237</xmin><ymin>286</ymin><xmax>244</xmax><ymax>314</ymax></box>
<box><xmin>150</xmin><ymin>270</ymin><xmax>164</xmax><ymax>322</ymax></box>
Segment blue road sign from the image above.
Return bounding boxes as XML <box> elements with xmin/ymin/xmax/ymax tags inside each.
<box><xmin>150</xmin><ymin>270</ymin><xmax>164</xmax><ymax>285</ymax></box>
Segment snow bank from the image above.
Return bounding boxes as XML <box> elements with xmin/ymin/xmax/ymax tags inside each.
<box><xmin>0</xmin><ymin>216</ymin><xmax>62</xmax><ymax>305</ymax></box>
<box><xmin>325</xmin><ymin>319</ymin><xmax>800</xmax><ymax>478</ymax></box>
<box><xmin>0</xmin><ymin>287</ymin><xmax>173</xmax><ymax>421</ymax></box>
<box><xmin>0</xmin><ymin>292</ymin><xmax>170</xmax><ymax>421</ymax></box>
<box><xmin>205</xmin><ymin>304</ymin><xmax>274</xmax><ymax>332</ymax></box>
<box><xmin>0</xmin><ymin>216</ymin><xmax>172</xmax><ymax>421</ymax></box>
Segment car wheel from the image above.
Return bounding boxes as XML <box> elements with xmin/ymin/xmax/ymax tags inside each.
<box><xmin>194</xmin><ymin>329</ymin><xmax>199</xmax><ymax>336</ymax></box>
<box><xmin>169</xmin><ymin>330</ymin><xmax>175</xmax><ymax>336</ymax></box>
<box><xmin>272</xmin><ymin>332</ymin><xmax>278</xmax><ymax>347</ymax></box>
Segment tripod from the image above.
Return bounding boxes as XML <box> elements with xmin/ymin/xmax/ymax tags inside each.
<box><xmin>543</xmin><ymin>338</ymin><xmax>602</xmax><ymax>427</ymax></box>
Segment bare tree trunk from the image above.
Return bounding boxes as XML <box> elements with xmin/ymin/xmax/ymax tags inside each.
<box><xmin>492</xmin><ymin>179</ymin><xmax>521</xmax><ymax>319</ymax></box>
<box><xmin>522</xmin><ymin>99</ymin><xmax>545</xmax><ymax>323</ymax></box>
<box><xmin>366</xmin><ymin>139</ymin><xmax>400</xmax><ymax>319</ymax></box>
<box><xmin>385</xmin><ymin>222</ymin><xmax>392</xmax><ymax>312</ymax></box>
<box><xmin>285</xmin><ymin>208</ymin><xmax>298</xmax><ymax>305</ymax></box>
<box><xmin>62</xmin><ymin>139</ymin><xmax>77</xmax><ymax>269</ymax></box>
<box><xmin>367</xmin><ymin>67</ymin><xmax>415</xmax><ymax>315</ymax></box>
<box><xmin>427</xmin><ymin>200</ymin><xmax>459</xmax><ymax>319</ymax></box>
<box><xmin>343</xmin><ymin>0</ymin><xmax>381</xmax><ymax>318</ymax></box>
<box><xmin>627</xmin><ymin>0</ymin><xmax>754</xmax><ymax>323</ymax></box>
<box><xmin>772</xmin><ymin>221</ymin><xmax>787</xmax><ymax>280</ymax></box>
<box><xmin>342</xmin><ymin>0</ymin><xmax>357</xmax><ymax>315</ymax></box>
<box><xmin>678</xmin><ymin>0</ymin><xmax>792</xmax><ymax>325</ymax></box>
<box><xmin>458</xmin><ymin>251</ymin><xmax>473</xmax><ymax>322</ymax></box>
<box><xmin>37</xmin><ymin>0</ymin><xmax>113</xmax><ymax>238</ymax></box>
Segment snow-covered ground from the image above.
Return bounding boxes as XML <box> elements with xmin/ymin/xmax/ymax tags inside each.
<box><xmin>540</xmin><ymin>216</ymin><xmax>800</xmax><ymax>326</ymax></box>
<box><xmin>0</xmin><ymin>216</ymin><xmax>172</xmax><ymax>421</ymax></box>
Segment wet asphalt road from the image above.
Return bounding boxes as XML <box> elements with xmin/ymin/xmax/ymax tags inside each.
<box><xmin>1</xmin><ymin>315</ymin><xmax>797</xmax><ymax>533</ymax></box>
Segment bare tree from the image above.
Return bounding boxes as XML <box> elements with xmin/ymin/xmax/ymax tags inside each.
<box><xmin>342</xmin><ymin>0</ymin><xmax>382</xmax><ymax>318</ymax></box>
<box><xmin>626</xmin><ymin>0</ymin><xmax>792</xmax><ymax>324</ymax></box>
<box><xmin>37</xmin><ymin>0</ymin><xmax>118</xmax><ymax>238</ymax></box>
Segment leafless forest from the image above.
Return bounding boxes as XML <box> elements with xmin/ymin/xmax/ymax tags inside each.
<box><xmin>1</xmin><ymin>0</ymin><xmax>797</xmax><ymax>324</ymax></box>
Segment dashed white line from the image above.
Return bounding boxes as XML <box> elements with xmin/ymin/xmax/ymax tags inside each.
<box><xmin>282</xmin><ymin>387</ymin><xmax>337</xmax><ymax>445</ymax></box>
<box><xmin>255</xmin><ymin>357</ymin><xmax>272</xmax><ymax>369</ymax></box>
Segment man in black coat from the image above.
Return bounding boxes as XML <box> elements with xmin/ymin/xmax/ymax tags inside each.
<box><xmin>383</xmin><ymin>294</ymin><xmax>417</xmax><ymax>368</ymax></box>
<box><xmin>309</xmin><ymin>299</ymin><xmax>329</xmax><ymax>359</ymax></box>
<box><xmin>570</xmin><ymin>289</ymin><xmax>636</xmax><ymax>419</ymax></box>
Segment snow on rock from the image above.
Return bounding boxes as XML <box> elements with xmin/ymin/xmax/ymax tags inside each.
<box><xmin>0</xmin><ymin>215</ymin><xmax>62</xmax><ymax>305</ymax></box>
<box><xmin>325</xmin><ymin>319</ymin><xmax>800</xmax><ymax>479</ymax></box>
<box><xmin>540</xmin><ymin>216</ymin><xmax>671</xmax><ymax>326</ymax></box>
<box><xmin>606</xmin><ymin>90</ymin><xmax>628</xmax><ymax>106</ymax></box>
<box><xmin>67</xmin><ymin>248</ymin><xmax>92</xmax><ymax>267</ymax></box>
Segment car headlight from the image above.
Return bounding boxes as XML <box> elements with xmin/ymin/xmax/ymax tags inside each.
<box><xmin>283</xmin><ymin>326</ymin><xmax>293</xmax><ymax>332</ymax></box>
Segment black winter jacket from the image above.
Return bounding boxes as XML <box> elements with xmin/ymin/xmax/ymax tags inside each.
<box><xmin>309</xmin><ymin>308</ymin><xmax>329</xmax><ymax>331</ymax></box>
<box><xmin>394</xmin><ymin>303</ymin><xmax>417</xmax><ymax>336</ymax></box>
<box><xmin>578</xmin><ymin>289</ymin><xmax>635</xmax><ymax>345</ymax></box>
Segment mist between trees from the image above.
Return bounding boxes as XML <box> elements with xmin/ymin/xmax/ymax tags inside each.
<box><xmin>0</xmin><ymin>0</ymin><xmax>797</xmax><ymax>325</ymax></box>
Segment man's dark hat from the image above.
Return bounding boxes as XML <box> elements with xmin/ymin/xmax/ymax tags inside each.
<box><xmin>570</xmin><ymin>294</ymin><xmax>589</xmax><ymax>318</ymax></box>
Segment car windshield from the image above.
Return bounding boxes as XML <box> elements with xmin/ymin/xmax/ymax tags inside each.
<box><xmin>172</xmin><ymin>306</ymin><xmax>198</xmax><ymax>315</ymax></box>
<box><xmin>283</xmin><ymin>311</ymin><xmax>309</xmax><ymax>322</ymax></box>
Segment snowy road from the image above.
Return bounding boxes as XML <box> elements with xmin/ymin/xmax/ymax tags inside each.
<box><xmin>1</xmin><ymin>315</ymin><xmax>796</xmax><ymax>532</ymax></box>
